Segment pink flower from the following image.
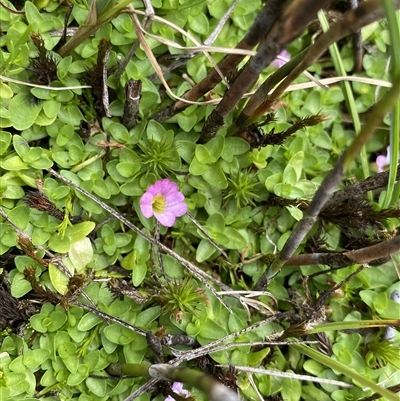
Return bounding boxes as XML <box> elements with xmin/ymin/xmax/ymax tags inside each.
<box><xmin>376</xmin><ymin>146</ymin><xmax>390</xmax><ymax>172</ymax></box>
<box><xmin>140</xmin><ymin>179</ymin><xmax>187</xmax><ymax>227</ymax></box>
<box><xmin>165</xmin><ymin>382</ymin><xmax>190</xmax><ymax>401</ymax></box>
<box><xmin>271</xmin><ymin>49</ymin><xmax>290</xmax><ymax>68</ymax></box>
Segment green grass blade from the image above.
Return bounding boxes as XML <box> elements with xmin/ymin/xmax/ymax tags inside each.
<box><xmin>381</xmin><ymin>3</ymin><xmax>400</xmax><ymax>208</ymax></box>
<box><xmin>309</xmin><ymin>319</ymin><xmax>400</xmax><ymax>334</ymax></box>
<box><xmin>292</xmin><ymin>344</ymin><xmax>400</xmax><ymax>401</ymax></box>
<box><xmin>318</xmin><ymin>10</ymin><xmax>371</xmax><ymax>200</ymax></box>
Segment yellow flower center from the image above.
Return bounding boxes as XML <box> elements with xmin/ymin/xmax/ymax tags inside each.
<box><xmin>152</xmin><ymin>194</ymin><xmax>166</xmax><ymax>214</ymax></box>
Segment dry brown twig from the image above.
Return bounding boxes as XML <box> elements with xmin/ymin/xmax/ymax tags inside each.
<box><xmin>0</xmin><ymin>206</ymin><xmax>97</xmax><ymax>310</ymax></box>
<box><xmin>0</xmin><ymin>0</ymin><xmax>24</xmax><ymax>14</ymax></box>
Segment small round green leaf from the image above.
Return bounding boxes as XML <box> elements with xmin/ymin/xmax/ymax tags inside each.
<box><xmin>49</xmin><ymin>263</ymin><xmax>69</xmax><ymax>295</ymax></box>
<box><xmin>9</xmin><ymin>93</ymin><xmax>42</xmax><ymax>130</ymax></box>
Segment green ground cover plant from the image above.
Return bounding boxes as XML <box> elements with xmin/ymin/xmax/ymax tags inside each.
<box><xmin>0</xmin><ymin>0</ymin><xmax>399</xmax><ymax>400</ymax></box>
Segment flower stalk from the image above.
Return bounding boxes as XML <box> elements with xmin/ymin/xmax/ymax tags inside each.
<box><xmin>106</xmin><ymin>363</ymin><xmax>238</xmax><ymax>401</ymax></box>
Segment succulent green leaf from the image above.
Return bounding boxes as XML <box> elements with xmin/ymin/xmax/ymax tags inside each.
<box><xmin>9</xmin><ymin>93</ymin><xmax>42</xmax><ymax>130</ymax></box>
<box><xmin>49</xmin><ymin>263</ymin><xmax>69</xmax><ymax>295</ymax></box>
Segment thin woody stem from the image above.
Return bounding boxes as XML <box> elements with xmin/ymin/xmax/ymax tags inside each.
<box><xmin>217</xmin><ymin>365</ymin><xmax>352</xmax><ymax>388</ymax></box>
<box><xmin>73</xmin><ymin>301</ymin><xmax>147</xmax><ymax>336</ymax></box>
<box><xmin>326</xmin><ymin>163</ymin><xmax>400</xmax><ymax>206</ymax></box>
<box><xmin>0</xmin><ymin>206</ymin><xmax>98</xmax><ymax>309</ymax></box>
<box><xmin>186</xmin><ymin>212</ymin><xmax>231</xmax><ymax>262</ymax></box>
<box><xmin>148</xmin><ymin>364</ymin><xmax>239</xmax><ymax>401</ymax></box>
<box><xmin>284</xmin><ymin>232</ymin><xmax>400</xmax><ymax>267</ymax></box>
<box><xmin>256</xmin><ymin>0</ymin><xmax>400</xmax><ymax>115</ymax></box>
<box><xmin>123</xmin><ymin>313</ymin><xmax>288</xmax><ymax>399</ymax></box>
<box><xmin>58</xmin><ymin>0</ymin><xmax>133</xmax><ymax>57</ymax></box>
<box><xmin>108</xmin><ymin>363</ymin><xmax>239</xmax><ymax>401</ymax></box>
<box><xmin>114</xmin><ymin>1</ymin><xmax>154</xmax><ymax>79</ymax></box>
<box><xmin>46</xmin><ymin>168</ymin><xmax>233</xmax><ymax>313</ymax></box>
<box><xmin>152</xmin><ymin>0</ymin><xmax>287</xmax><ymax>122</ymax></box>
<box><xmin>121</xmin><ymin>79</ymin><xmax>142</xmax><ymax>129</ymax></box>
<box><xmin>234</xmin><ymin>48</ymin><xmax>309</xmax><ymax>129</ymax></box>
<box><xmin>254</xmin><ymin>73</ymin><xmax>400</xmax><ymax>291</ymax></box>
<box><xmin>200</xmin><ymin>0</ymin><xmax>335</xmax><ymax>141</ymax></box>
<box><xmin>0</xmin><ymin>0</ymin><xmax>24</xmax><ymax>14</ymax></box>
<box><xmin>148</xmin><ymin>0</ymin><xmax>239</xmax><ymax>82</ymax></box>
